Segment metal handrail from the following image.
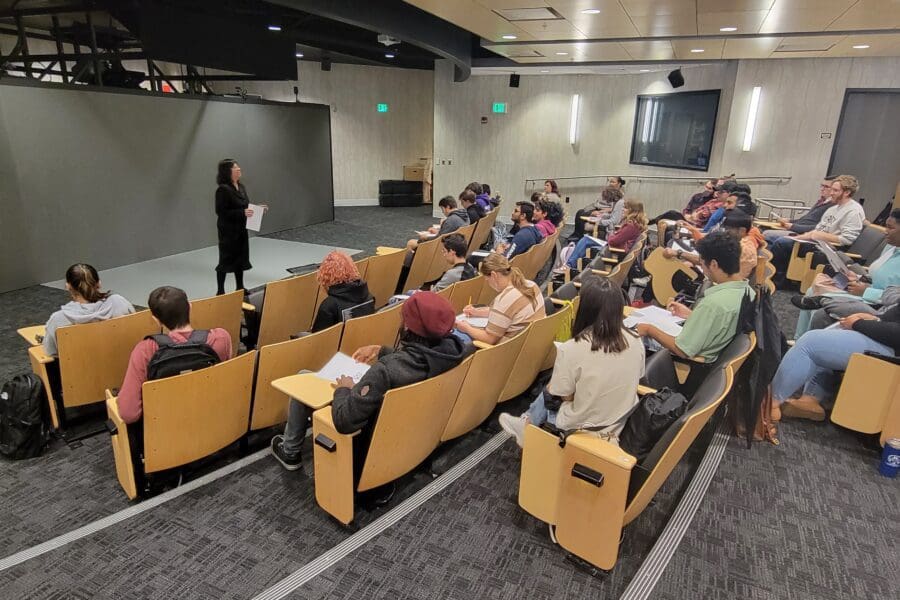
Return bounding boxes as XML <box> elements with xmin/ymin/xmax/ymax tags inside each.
<box><xmin>524</xmin><ymin>174</ymin><xmax>792</xmax><ymax>195</ymax></box>
<box><xmin>756</xmin><ymin>197</ymin><xmax>811</xmax><ymax>219</ymax></box>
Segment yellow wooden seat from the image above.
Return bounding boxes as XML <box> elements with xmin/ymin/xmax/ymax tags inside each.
<box><xmin>404</xmin><ymin>235</ymin><xmax>442</xmax><ymax>291</ymax></box>
<box><xmin>518</xmin><ymin>365</ymin><xmax>734</xmax><ymax>570</ymax></box>
<box><xmin>447</xmin><ymin>275</ymin><xmax>485</xmax><ymax>314</ymax></box>
<box><xmin>189</xmin><ymin>290</ymin><xmax>244</xmax><ymax>356</ymax></box>
<box><xmin>468</xmin><ymin>209</ymin><xmax>499</xmax><ymax>254</ymax></box>
<box><xmin>251</xmin><ymin>272</ymin><xmax>321</xmax><ymax>348</ymax></box>
<box><xmin>365</xmin><ymin>248</ymin><xmax>406</xmax><ymax>308</ymax></box>
<box><xmin>830</xmin><ymin>353</ymin><xmax>900</xmax><ymax>447</ymax></box>
<box><xmin>339</xmin><ymin>302</ymin><xmax>403</xmax><ymax>354</ymax></box>
<box><xmin>441</xmin><ymin>332</ymin><xmax>529</xmax><ymax>442</ymax></box>
<box><xmin>250</xmin><ymin>323</ymin><xmax>343</xmax><ymax>431</ymax></box>
<box><xmin>106</xmin><ymin>351</ymin><xmax>256</xmax><ymax>499</ymax></box>
<box><xmin>311</xmin><ymin>358</ymin><xmax>471</xmax><ymax>524</ymax></box>
<box><xmin>28</xmin><ymin>310</ymin><xmax>161</xmax><ymax>429</ymax></box>
<box><xmin>498</xmin><ymin>304</ymin><xmax>573</xmax><ymax>402</ymax></box>
<box><xmin>422</xmin><ymin>227</ymin><xmax>477</xmax><ymax>285</ymax></box>
<box><xmin>644</xmin><ymin>247</ymin><xmax>699</xmax><ymax>306</ymax></box>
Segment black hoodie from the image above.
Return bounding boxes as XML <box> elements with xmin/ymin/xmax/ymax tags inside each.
<box><xmin>311</xmin><ymin>280</ymin><xmax>374</xmax><ymax>332</ymax></box>
<box><xmin>331</xmin><ymin>334</ymin><xmax>475</xmax><ymax>434</ymax></box>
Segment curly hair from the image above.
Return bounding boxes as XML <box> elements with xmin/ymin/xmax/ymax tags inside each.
<box><xmin>316</xmin><ymin>251</ymin><xmax>360</xmax><ymax>290</ymax></box>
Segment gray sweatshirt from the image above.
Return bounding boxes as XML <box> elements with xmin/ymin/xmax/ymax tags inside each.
<box><xmin>599</xmin><ymin>198</ymin><xmax>625</xmax><ymax>229</ymax></box>
<box><xmin>814</xmin><ymin>200</ymin><xmax>865</xmax><ymax>246</ymax></box>
<box><xmin>438</xmin><ymin>208</ymin><xmax>471</xmax><ymax>235</ymax></box>
<box><xmin>43</xmin><ymin>294</ymin><xmax>135</xmax><ymax>355</ymax></box>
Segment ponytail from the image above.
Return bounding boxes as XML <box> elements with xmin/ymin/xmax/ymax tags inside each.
<box><xmin>65</xmin><ymin>263</ymin><xmax>110</xmax><ymax>303</ymax></box>
<box><xmin>479</xmin><ymin>253</ymin><xmax>538</xmax><ymax>302</ymax></box>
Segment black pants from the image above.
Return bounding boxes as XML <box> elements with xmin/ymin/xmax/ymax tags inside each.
<box><xmin>216</xmin><ymin>270</ymin><xmax>244</xmax><ymax>295</ymax></box>
<box><xmin>650</xmin><ymin>210</ymin><xmax>685</xmax><ymax>225</ymax></box>
<box><xmin>569</xmin><ymin>208</ymin><xmax>592</xmax><ymax>240</ymax></box>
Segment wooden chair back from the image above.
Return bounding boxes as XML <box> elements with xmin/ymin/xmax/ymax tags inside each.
<box><xmin>190</xmin><ymin>290</ymin><xmax>245</xmax><ymax>356</ymax></box>
<box><xmin>250</xmin><ymin>323</ymin><xmax>343</xmax><ymax>430</ymax></box>
<box><xmin>435</xmin><ymin>285</ymin><xmax>454</xmax><ymax>301</ymax></box>
<box><xmin>405</xmin><ymin>236</ymin><xmax>442</xmax><ymax>291</ymax></box>
<box><xmin>831</xmin><ymin>353</ymin><xmax>900</xmax><ymax>439</ymax></box>
<box><xmin>455</xmin><ymin>222</ymin><xmax>477</xmax><ymax>248</ymax></box>
<box><xmin>644</xmin><ymin>247</ymin><xmax>698</xmax><ymax>305</ymax></box>
<box><xmin>477</xmin><ymin>277</ymin><xmax>500</xmax><ymax>305</ymax></box>
<box><xmin>498</xmin><ymin>304</ymin><xmax>571</xmax><ymax>402</ymax></box>
<box><xmin>624</xmin><ymin>367</ymin><xmax>732</xmax><ymax>524</ymax></box>
<box><xmin>255</xmin><ymin>271</ymin><xmax>321</xmax><ymax>348</ymax></box>
<box><xmin>365</xmin><ymin>249</ymin><xmax>406</xmax><ymax>308</ymax></box>
<box><xmin>57</xmin><ymin>310</ymin><xmax>160</xmax><ymax>410</ymax></box>
<box><xmin>468</xmin><ymin>209</ymin><xmax>498</xmax><ymax>253</ymax></box>
<box><xmin>339</xmin><ymin>302</ymin><xmax>402</xmax><ymax>354</ymax></box>
<box><xmin>442</xmin><ymin>332</ymin><xmax>529</xmax><ymax>442</ymax></box>
<box><xmin>142</xmin><ymin>351</ymin><xmax>256</xmax><ymax>473</ymax></box>
<box><xmin>357</xmin><ymin>357</ymin><xmax>471</xmax><ymax>491</ymax></box>
<box><xmin>354</xmin><ymin>256</ymin><xmax>370</xmax><ymax>280</ymax></box>
<box><xmin>448</xmin><ymin>276</ymin><xmax>485</xmax><ymax>314</ymax></box>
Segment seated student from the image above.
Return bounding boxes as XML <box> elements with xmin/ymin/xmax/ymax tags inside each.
<box><xmin>543</xmin><ymin>179</ymin><xmax>562</xmax><ymax>202</ymax></box>
<box><xmin>771</xmin><ymin>174</ymin><xmax>866</xmax><ymax>283</ymax></box>
<box><xmin>495</xmin><ymin>201</ymin><xmax>543</xmax><ymax>259</ymax></box>
<box><xmin>117</xmin><ymin>286</ymin><xmax>232</xmax><ymax>424</ymax></box>
<box><xmin>403</xmin><ymin>196</ymin><xmax>470</xmax><ymax>271</ymax></box>
<box><xmin>498</xmin><ymin>276</ymin><xmax>644</xmax><ymax>447</ymax></box>
<box><xmin>772</xmin><ymin>302</ymin><xmax>899</xmax><ymax>422</ymax></box>
<box><xmin>663</xmin><ymin>210</ymin><xmax>764</xmax><ymax>280</ymax></box>
<box><xmin>270</xmin><ymin>291</ymin><xmax>474</xmax><ymax>471</ymax></box>
<box><xmin>43</xmin><ymin>263</ymin><xmax>135</xmax><ymax>356</ymax></box>
<box><xmin>456</xmin><ymin>253</ymin><xmax>545</xmax><ymax>344</ymax></box>
<box><xmin>431</xmin><ymin>234</ymin><xmax>477</xmax><ymax>292</ymax></box>
<box><xmin>312</xmin><ymin>251</ymin><xmax>374</xmax><ymax>331</ymax></box>
<box><xmin>466</xmin><ymin>182</ymin><xmax>492</xmax><ymax>211</ymax></box>
<box><xmin>763</xmin><ymin>178</ymin><xmax>834</xmax><ymax>243</ymax></box>
<box><xmin>685</xmin><ymin>181</ymin><xmax>733</xmax><ymax>228</ymax></box>
<box><xmin>482</xmin><ymin>183</ymin><xmax>501</xmax><ymax>209</ymax></box>
<box><xmin>562</xmin><ymin>198</ymin><xmax>647</xmax><ymax>272</ymax></box>
<box><xmin>636</xmin><ymin>232</ymin><xmax>752</xmax><ymax>363</ymax></box>
<box><xmin>570</xmin><ymin>186</ymin><xmax>624</xmax><ymax>241</ymax></box>
<box><xmin>532</xmin><ymin>194</ymin><xmax>558</xmax><ymax>238</ymax></box>
<box><xmin>792</xmin><ymin>209</ymin><xmax>900</xmax><ymax>336</ymax></box>
<box><xmin>460</xmin><ymin>189</ymin><xmax>484</xmax><ymax>224</ymax></box>
<box><xmin>651</xmin><ymin>179</ymin><xmax>716</xmax><ymax>225</ymax></box>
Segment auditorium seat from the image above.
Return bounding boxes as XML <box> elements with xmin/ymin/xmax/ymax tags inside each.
<box><xmin>447</xmin><ymin>275</ymin><xmax>485</xmax><ymax>313</ymax></box>
<box><xmin>467</xmin><ymin>209</ymin><xmax>499</xmax><ymax>253</ymax></box>
<box><xmin>338</xmin><ymin>302</ymin><xmax>403</xmax><ymax>354</ymax></box>
<box><xmin>644</xmin><ymin>247</ymin><xmax>699</xmax><ymax>306</ymax></box>
<box><xmin>830</xmin><ymin>352</ymin><xmax>900</xmax><ymax>447</ymax></box>
<box><xmin>365</xmin><ymin>248</ymin><xmax>406</xmax><ymax>308</ymax></box>
<box><xmin>250</xmin><ymin>271</ymin><xmax>321</xmax><ymax>348</ymax></box>
<box><xmin>189</xmin><ymin>290</ymin><xmax>244</xmax><ymax>356</ymax></box>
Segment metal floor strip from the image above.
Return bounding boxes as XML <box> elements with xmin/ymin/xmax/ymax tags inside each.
<box><xmin>0</xmin><ymin>446</ymin><xmax>271</xmax><ymax>573</ymax></box>
<box><xmin>251</xmin><ymin>431</ymin><xmax>511</xmax><ymax>600</ymax></box>
<box><xmin>619</xmin><ymin>418</ymin><xmax>732</xmax><ymax>600</ymax></box>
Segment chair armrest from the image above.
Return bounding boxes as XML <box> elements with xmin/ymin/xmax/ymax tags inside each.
<box><xmin>17</xmin><ymin>325</ymin><xmax>46</xmax><ymax>346</ymax></box>
<box><xmin>608</xmin><ymin>247</ymin><xmax>626</xmax><ymax>254</ymax></box>
<box><xmin>242</xmin><ymin>302</ymin><xmax>256</xmax><ymax>312</ymax></box>
<box><xmin>601</xmin><ymin>257</ymin><xmax>618</xmax><ymax>264</ymax></box>
<box><xmin>473</xmin><ymin>340</ymin><xmax>494</xmax><ymax>350</ymax></box>
<box><xmin>843</xmin><ymin>252</ymin><xmax>861</xmax><ymax>260</ymax></box>
<box><xmin>271</xmin><ymin>373</ymin><xmax>336</xmax><ymax>410</ymax></box>
<box><xmin>637</xmin><ymin>384</ymin><xmax>657</xmax><ymax>395</ymax></box>
<box><xmin>590</xmin><ymin>269</ymin><xmax>610</xmax><ymax>276</ymax></box>
<box><xmin>27</xmin><ymin>344</ymin><xmax>55</xmax><ymax>365</ymax></box>
<box><xmin>376</xmin><ymin>246</ymin><xmax>404</xmax><ymax>255</ymax></box>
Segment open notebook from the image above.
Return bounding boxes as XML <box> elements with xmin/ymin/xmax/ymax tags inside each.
<box><xmin>315</xmin><ymin>352</ymin><xmax>370</xmax><ymax>384</ymax></box>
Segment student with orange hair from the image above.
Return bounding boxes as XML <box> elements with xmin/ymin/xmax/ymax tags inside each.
<box><xmin>311</xmin><ymin>251</ymin><xmax>374</xmax><ymax>331</ymax></box>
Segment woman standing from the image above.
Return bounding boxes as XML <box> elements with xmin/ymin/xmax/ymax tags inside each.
<box><xmin>215</xmin><ymin>158</ymin><xmax>253</xmax><ymax>295</ymax></box>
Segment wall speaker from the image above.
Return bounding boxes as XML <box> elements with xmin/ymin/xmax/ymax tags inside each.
<box><xmin>667</xmin><ymin>68</ymin><xmax>684</xmax><ymax>88</ymax></box>
<box><xmin>509</xmin><ymin>74</ymin><xmax>520</xmax><ymax>88</ymax></box>
<box><xmin>321</xmin><ymin>58</ymin><xmax>332</xmax><ymax>72</ymax></box>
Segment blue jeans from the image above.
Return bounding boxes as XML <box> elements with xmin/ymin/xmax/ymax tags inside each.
<box><xmin>771</xmin><ymin>329</ymin><xmax>895</xmax><ymax>403</ymax></box>
<box><xmin>770</xmin><ymin>234</ymin><xmax>799</xmax><ymax>277</ymax></box>
<box><xmin>566</xmin><ymin>236</ymin><xmax>603</xmax><ymax>269</ymax></box>
<box><xmin>526</xmin><ymin>391</ymin><xmax>558</xmax><ymax>426</ymax></box>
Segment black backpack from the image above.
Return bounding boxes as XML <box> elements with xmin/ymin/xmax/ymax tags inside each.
<box><xmin>0</xmin><ymin>374</ymin><xmax>51</xmax><ymax>459</ymax></box>
<box><xmin>618</xmin><ymin>387</ymin><xmax>689</xmax><ymax>462</ymax></box>
<box><xmin>145</xmin><ymin>330</ymin><xmax>221</xmax><ymax>381</ymax></box>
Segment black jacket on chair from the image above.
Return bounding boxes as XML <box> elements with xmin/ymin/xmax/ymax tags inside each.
<box><xmin>312</xmin><ymin>280</ymin><xmax>375</xmax><ymax>332</ymax></box>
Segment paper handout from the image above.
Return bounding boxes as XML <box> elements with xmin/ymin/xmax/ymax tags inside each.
<box><xmin>624</xmin><ymin>305</ymin><xmax>685</xmax><ymax>337</ymax></box>
<box><xmin>246</xmin><ymin>203</ymin><xmax>265</xmax><ymax>232</ymax></box>
<box><xmin>315</xmin><ymin>352</ymin><xmax>371</xmax><ymax>384</ymax></box>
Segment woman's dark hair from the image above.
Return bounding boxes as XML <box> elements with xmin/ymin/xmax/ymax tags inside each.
<box><xmin>530</xmin><ymin>191</ymin><xmax>544</xmax><ymax>204</ymax></box>
<box><xmin>601</xmin><ymin>186</ymin><xmax>624</xmax><ymax>205</ymax></box>
<box><xmin>465</xmin><ymin>181</ymin><xmax>483</xmax><ymax>196</ymax></box>
<box><xmin>217</xmin><ymin>158</ymin><xmax>237</xmax><ymax>185</ymax></box>
<box><xmin>148</xmin><ymin>286</ymin><xmax>191</xmax><ymax>330</ymax></box>
<box><xmin>571</xmin><ymin>275</ymin><xmax>627</xmax><ymax>353</ymax></box>
<box><xmin>544</xmin><ymin>179</ymin><xmax>559</xmax><ymax>194</ymax></box>
<box><xmin>65</xmin><ymin>263</ymin><xmax>110</xmax><ymax>304</ymax></box>
<box><xmin>441</xmin><ymin>233</ymin><xmax>468</xmax><ymax>257</ymax></box>
<box><xmin>535</xmin><ymin>197</ymin><xmax>565</xmax><ymax>227</ymax></box>
<box><xmin>697</xmin><ymin>231</ymin><xmax>741</xmax><ymax>276</ymax></box>
<box><xmin>612</xmin><ymin>176</ymin><xmax>625</xmax><ymax>187</ymax></box>
<box><xmin>482</xmin><ymin>183</ymin><xmax>492</xmax><ymax>195</ymax></box>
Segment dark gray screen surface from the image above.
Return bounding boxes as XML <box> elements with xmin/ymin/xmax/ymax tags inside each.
<box><xmin>0</xmin><ymin>81</ymin><xmax>333</xmax><ymax>292</ymax></box>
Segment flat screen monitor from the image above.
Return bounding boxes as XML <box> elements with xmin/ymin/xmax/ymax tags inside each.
<box><xmin>629</xmin><ymin>89</ymin><xmax>720</xmax><ymax>171</ymax></box>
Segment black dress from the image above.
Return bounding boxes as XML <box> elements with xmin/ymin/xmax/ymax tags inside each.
<box><xmin>215</xmin><ymin>183</ymin><xmax>252</xmax><ymax>273</ymax></box>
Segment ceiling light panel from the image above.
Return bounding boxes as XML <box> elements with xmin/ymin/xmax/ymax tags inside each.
<box><xmin>495</xmin><ymin>7</ymin><xmax>561</xmax><ymax>21</ymax></box>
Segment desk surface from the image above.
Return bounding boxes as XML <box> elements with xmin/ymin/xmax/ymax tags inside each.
<box><xmin>17</xmin><ymin>325</ymin><xmax>45</xmax><ymax>346</ymax></box>
<box><xmin>754</xmin><ymin>219</ymin><xmax>785</xmax><ymax>230</ymax></box>
<box><xmin>271</xmin><ymin>373</ymin><xmax>338</xmax><ymax>410</ymax></box>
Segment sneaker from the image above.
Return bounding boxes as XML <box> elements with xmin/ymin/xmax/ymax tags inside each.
<box><xmin>270</xmin><ymin>435</ymin><xmax>302</xmax><ymax>471</ymax></box>
<box><xmin>499</xmin><ymin>412</ymin><xmax>527</xmax><ymax>447</ymax></box>
<box><xmin>790</xmin><ymin>294</ymin><xmax>825</xmax><ymax>311</ymax></box>
<box><xmin>780</xmin><ymin>396</ymin><xmax>826</xmax><ymax>422</ymax></box>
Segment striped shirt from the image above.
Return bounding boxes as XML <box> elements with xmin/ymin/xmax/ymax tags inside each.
<box><xmin>486</xmin><ymin>282</ymin><xmax>546</xmax><ymax>341</ymax></box>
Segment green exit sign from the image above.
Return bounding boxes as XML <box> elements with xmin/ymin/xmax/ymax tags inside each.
<box><xmin>492</xmin><ymin>102</ymin><xmax>507</xmax><ymax>114</ymax></box>
<box><xmin>376</xmin><ymin>103</ymin><xmax>389</xmax><ymax>113</ymax></box>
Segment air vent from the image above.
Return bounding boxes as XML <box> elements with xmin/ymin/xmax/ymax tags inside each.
<box><xmin>495</xmin><ymin>7</ymin><xmax>562</xmax><ymax>21</ymax></box>
<box><xmin>503</xmin><ymin>48</ymin><xmax>545</xmax><ymax>58</ymax></box>
<box><xmin>775</xmin><ymin>39</ymin><xmax>837</xmax><ymax>52</ymax></box>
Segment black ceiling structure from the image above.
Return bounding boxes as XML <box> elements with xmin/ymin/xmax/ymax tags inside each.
<box><xmin>0</xmin><ymin>0</ymin><xmax>476</xmax><ymax>95</ymax></box>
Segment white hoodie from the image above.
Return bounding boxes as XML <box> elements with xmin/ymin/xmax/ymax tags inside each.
<box><xmin>43</xmin><ymin>294</ymin><xmax>135</xmax><ymax>355</ymax></box>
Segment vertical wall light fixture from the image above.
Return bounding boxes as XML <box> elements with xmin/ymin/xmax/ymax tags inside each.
<box><xmin>742</xmin><ymin>86</ymin><xmax>761</xmax><ymax>151</ymax></box>
<box><xmin>569</xmin><ymin>94</ymin><xmax>581</xmax><ymax>145</ymax></box>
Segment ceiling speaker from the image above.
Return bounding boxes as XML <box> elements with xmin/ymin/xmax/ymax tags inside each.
<box><xmin>321</xmin><ymin>58</ymin><xmax>332</xmax><ymax>72</ymax></box>
<box><xmin>667</xmin><ymin>68</ymin><xmax>684</xmax><ymax>88</ymax></box>
<box><xmin>509</xmin><ymin>73</ymin><xmax>520</xmax><ymax>88</ymax></box>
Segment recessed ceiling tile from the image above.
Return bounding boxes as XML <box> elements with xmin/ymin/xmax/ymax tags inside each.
<box><xmin>698</xmin><ymin>10</ymin><xmax>770</xmax><ymax>34</ymax></box>
<box><xmin>620</xmin><ymin>40</ymin><xmax>677</xmax><ymax>59</ymax></box>
<box><xmin>697</xmin><ymin>0</ymin><xmax>774</xmax><ymax>11</ymax></box>
<box><xmin>826</xmin><ymin>33</ymin><xmax>900</xmax><ymax>56</ymax></box>
<box><xmin>551</xmin><ymin>1</ymin><xmax>640</xmax><ymax>37</ymax></box>
<box><xmin>827</xmin><ymin>0</ymin><xmax>900</xmax><ymax>30</ymax></box>
<box><xmin>475</xmin><ymin>0</ymin><xmax>552</xmax><ymax>10</ymax></box>
<box><xmin>576</xmin><ymin>42</ymin><xmax>634</xmax><ymax>60</ymax></box>
<box><xmin>759</xmin><ymin>8</ymin><xmax>848</xmax><ymax>33</ymax></box>
<box><xmin>722</xmin><ymin>36</ymin><xmax>783</xmax><ymax>58</ymax></box>
<box><xmin>514</xmin><ymin>19</ymin><xmax>589</xmax><ymax>39</ymax></box>
<box><xmin>630</xmin><ymin>13</ymin><xmax>699</xmax><ymax>36</ymax></box>
<box><xmin>671</xmin><ymin>38</ymin><xmax>725</xmax><ymax>59</ymax></box>
<box><xmin>620</xmin><ymin>0</ymin><xmax>697</xmax><ymax>17</ymax></box>
<box><xmin>404</xmin><ymin>0</ymin><xmax>537</xmax><ymax>42</ymax></box>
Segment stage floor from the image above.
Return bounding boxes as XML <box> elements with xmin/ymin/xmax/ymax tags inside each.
<box><xmin>43</xmin><ymin>238</ymin><xmax>360</xmax><ymax>302</ymax></box>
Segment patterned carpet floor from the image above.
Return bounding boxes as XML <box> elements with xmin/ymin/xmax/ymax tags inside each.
<box><xmin>0</xmin><ymin>206</ymin><xmax>897</xmax><ymax>600</ymax></box>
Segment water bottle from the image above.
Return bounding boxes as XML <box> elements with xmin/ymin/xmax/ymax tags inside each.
<box><xmin>879</xmin><ymin>438</ymin><xmax>900</xmax><ymax>478</ymax></box>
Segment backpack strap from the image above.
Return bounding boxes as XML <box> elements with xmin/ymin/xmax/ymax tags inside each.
<box><xmin>187</xmin><ymin>329</ymin><xmax>211</xmax><ymax>344</ymax></box>
<box><xmin>146</xmin><ymin>333</ymin><xmax>174</xmax><ymax>348</ymax></box>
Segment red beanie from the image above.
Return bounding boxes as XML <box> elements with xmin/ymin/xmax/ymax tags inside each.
<box><xmin>401</xmin><ymin>291</ymin><xmax>456</xmax><ymax>339</ymax></box>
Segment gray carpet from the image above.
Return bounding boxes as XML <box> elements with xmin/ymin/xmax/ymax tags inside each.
<box><xmin>1</xmin><ymin>207</ymin><xmax>896</xmax><ymax>600</ymax></box>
